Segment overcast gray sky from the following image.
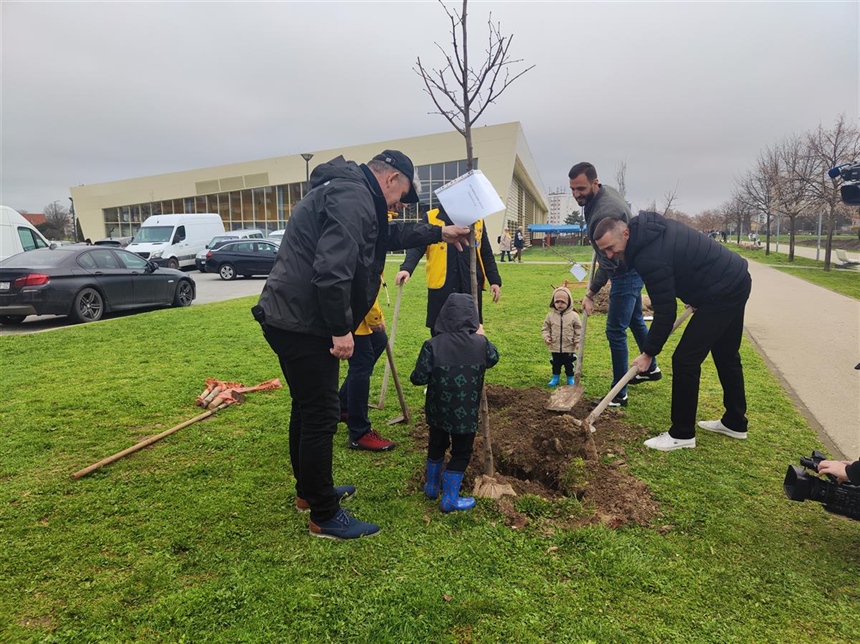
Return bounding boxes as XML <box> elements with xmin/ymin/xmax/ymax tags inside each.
<box><xmin>2</xmin><ymin>1</ymin><xmax>858</xmax><ymax>217</ymax></box>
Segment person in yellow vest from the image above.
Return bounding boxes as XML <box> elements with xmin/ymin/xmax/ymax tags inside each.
<box><xmin>337</xmin><ymin>281</ymin><xmax>396</xmax><ymax>451</ymax></box>
<box><xmin>395</xmin><ymin>205</ymin><xmax>501</xmax><ymax>335</ymax></box>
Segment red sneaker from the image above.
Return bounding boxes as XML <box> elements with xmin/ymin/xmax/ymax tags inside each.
<box><xmin>348</xmin><ymin>429</ymin><xmax>396</xmax><ymax>452</ymax></box>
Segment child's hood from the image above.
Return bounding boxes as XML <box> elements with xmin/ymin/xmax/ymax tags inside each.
<box><xmin>434</xmin><ymin>292</ymin><xmax>479</xmax><ymax>334</ymax></box>
<box><xmin>549</xmin><ymin>286</ymin><xmax>573</xmax><ymax>311</ymax></box>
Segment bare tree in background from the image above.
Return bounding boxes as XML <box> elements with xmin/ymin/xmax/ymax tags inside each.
<box><xmin>770</xmin><ymin>134</ymin><xmax>814</xmax><ymax>262</ymax></box>
<box><xmin>416</xmin><ymin>0</ymin><xmax>532</xmax><ymax>496</ymax></box>
<box><xmin>738</xmin><ymin>150</ymin><xmax>778</xmax><ymax>255</ymax></box>
<box><xmin>662</xmin><ymin>181</ymin><xmax>680</xmax><ymax>217</ymax></box>
<box><xmin>43</xmin><ymin>200</ymin><xmax>71</xmax><ymax>240</ymax></box>
<box><xmin>802</xmin><ymin>114</ymin><xmax>860</xmax><ymax>270</ymax></box>
<box><xmin>615</xmin><ymin>161</ymin><xmax>627</xmax><ymax>199</ymax></box>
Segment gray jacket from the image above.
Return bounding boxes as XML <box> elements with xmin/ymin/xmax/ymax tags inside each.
<box><xmin>584</xmin><ymin>184</ymin><xmax>631</xmax><ymax>293</ymax></box>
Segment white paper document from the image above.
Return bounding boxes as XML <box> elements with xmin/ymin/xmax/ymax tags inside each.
<box><xmin>434</xmin><ymin>170</ymin><xmax>506</xmax><ymax>227</ymax></box>
<box><xmin>569</xmin><ymin>263</ymin><xmax>588</xmax><ymax>282</ymax></box>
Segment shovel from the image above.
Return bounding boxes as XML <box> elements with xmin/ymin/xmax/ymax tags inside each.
<box><xmin>370</xmin><ymin>282</ymin><xmax>403</xmax><ymax>410</ymax></box>
<box><xmin>579</xmin><ymin>306</ymin><xmax>694</xmax><ymax>434</ymax></box>
<box><xmin>383</xmin><ymin>341</ymin><xmax>411</xmax><ymax>425</ymax></box>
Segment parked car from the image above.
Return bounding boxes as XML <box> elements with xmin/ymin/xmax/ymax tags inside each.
<box><xmin>94</xmin><ymin>236</ymin><xmax>133</xmax><ymax>248</ymax></box>
<box><xmin>268</xmin><ymin>229</ymin><xmax>286</xmax><ymax>244</ymax></box>
<box><xmin>204</xmin><ymin>239</ymin><xmax>279</xmax><ymax>280</ymax></box>
<box><xmin>0</xmin><ymin>246</ymin><xmax>195</xmax><ymax>325</ymax></box>
<box><xmin>195</xmin><ymin>229</ymin><xmax>266</xmax><ymax>272</ymax></box>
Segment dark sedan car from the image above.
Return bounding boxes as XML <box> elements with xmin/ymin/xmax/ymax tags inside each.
<box><xmin>204</xmin><ymin>239</ymin><xmax>279</xmax><ymax>280</ymax></box>
<box><xmin>0</xmin><ymin>246</ymin><xmax>195</xmax><ymax>324</ymax></box>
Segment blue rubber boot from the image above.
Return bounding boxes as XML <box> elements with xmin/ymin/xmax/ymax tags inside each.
<box><xmin>424</xmin><ymin>458</ymin><xmax>445</xmax><ymax>499</ymax></box>
<box><xmin>440</xmin><ymin>470</ymin><xmax>475</xmax><ymax>513</ymax></box>
<box><xmin>547</xmin><ymin>374</ymin><xmax>560</xmax><ymax>387</ymax></box>
<box><xmin>567</xmin><ymin>376</ymin><xmax>575</xmax><ymax>386</ymax></box>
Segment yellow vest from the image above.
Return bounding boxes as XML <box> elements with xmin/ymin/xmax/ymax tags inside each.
<box><xmin>425</xmin><ymin>209</ymin><xmax>487</xmax><ymax>290</ymax></box>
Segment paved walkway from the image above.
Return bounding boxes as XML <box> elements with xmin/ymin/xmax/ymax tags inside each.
<box><xmin>743</xmin><ymin>260</ymin><xmax>860</xmax><ymax>459</ymax></box>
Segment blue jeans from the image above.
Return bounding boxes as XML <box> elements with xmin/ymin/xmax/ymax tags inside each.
<box><xmin>339</xmin><ymin>330</ymin><xmax>388</xmax><ymax>442</ymax></box>
<box><xmin>606</xmin><ymin>270</ymin><xmax>655</xmax><ymax>398</ymax></box>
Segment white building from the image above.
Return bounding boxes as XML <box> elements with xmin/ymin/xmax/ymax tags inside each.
<box><xmin>547</xmin><ymin>189</ymin><xmax>579</xmax><ymax>226</ymax></box>
<box><xmin>71</xmin><ymin>122</ymin><xmax>548</xmax><ymax>242</ymax></box>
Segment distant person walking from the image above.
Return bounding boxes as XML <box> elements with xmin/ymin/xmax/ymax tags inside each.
<box><xmin>499</xmin><ymin>230</ymin><xmax>513</xmax><ymax>262</ymax></box>
<box><xmin>513</xmin><ymin>226</ymin><xmax>525</xmax><ymax>262</ymax></box>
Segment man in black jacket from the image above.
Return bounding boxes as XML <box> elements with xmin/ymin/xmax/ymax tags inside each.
<box><xmin>254</xmin><ymin>151</ymin><xmax>470</xmax><ymax>539</ymax></box>
<box><xmin>592</xmin><ymin>212</ymin><xmax>752</xmax><ymax>452</ymax></box>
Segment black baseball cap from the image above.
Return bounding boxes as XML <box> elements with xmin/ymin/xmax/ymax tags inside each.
<box><xmin>372</xmin><ymin>150</ymin><xmax>420</xmax><ymax>204</ymax></box>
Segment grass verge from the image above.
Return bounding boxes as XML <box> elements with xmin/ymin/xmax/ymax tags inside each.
<box><xmin>1</xmin><ymin>261</ymin><xmax>858</xmax><ymax>643</ymax></box>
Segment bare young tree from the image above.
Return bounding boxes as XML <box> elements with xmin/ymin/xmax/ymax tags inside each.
<box><xmin>770</xmin><ymin>134</ymin><xmax>814</xmax><ymax>261</ymax></box>
<box><xmin>802</xmin><ymin>114</ymin><xmax>860</xmax><ymax>270</ymax></box>
<box><xmin>615</xmin><ymin>160</ymin><xmax>627</xmax><ymax>199</ymax></box>
<box><xmin>662</xmin><ymin>181</ymin><xmax>680</xmax><ymax>217</ymax></box>
<box><xmin>417</xmin><ymin>0</ymin><xmax>533</xmax><ymax>494</ymax></box>
<box><xmin>737</xmin><ymin>149</ymin><xmax>779</xmax><ymax>254</ymax></box>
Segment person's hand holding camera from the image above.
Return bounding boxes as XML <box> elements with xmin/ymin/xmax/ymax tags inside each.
<box><xmin>817</xmin><ymin>460</ymin><xmax>852</xmax><ymax>483</ymax></box>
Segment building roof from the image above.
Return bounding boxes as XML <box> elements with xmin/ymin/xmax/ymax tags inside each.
<box><xmin>22</xmin><ymin>213</ymin><xmax>46</xmax><ymax>226</ymax></box>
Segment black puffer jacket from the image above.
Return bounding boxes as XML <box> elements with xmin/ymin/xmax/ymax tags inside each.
<box><xmin>257</xmin><ymin>157</ymin><xmax>443</xmax><ymax>337</ymax></box>
<box><xmin>626</xmin><ymin>211</ymin><xmax>751</xmax><ymax>356</ymax></box>
<box><xmin>410</xmin><ymin>293</ymin><xmax>500</xmax><ymax>434</ymax></box>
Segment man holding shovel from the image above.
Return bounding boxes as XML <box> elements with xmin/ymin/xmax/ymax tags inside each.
<box><xmin>570</xmin><ymin>162</ymin><xmax>660</xmax><ymax>409</ymax></box>
<box><xmin>592</xmin><ymin>212</ymin><xmax>752</xmax><ymax>452</ymax></box>
<box><xmin>254</xmin><ymin>151</ymin><xmax>470</xmax><ymax>540</ymax></box>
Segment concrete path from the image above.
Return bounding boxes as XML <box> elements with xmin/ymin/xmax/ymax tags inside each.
<box><xmin>743</xmin><ymin>260</ymin><xmax>860</xmax><ymax>459</ymax></box>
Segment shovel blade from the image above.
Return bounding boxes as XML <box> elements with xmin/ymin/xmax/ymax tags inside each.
<box><xmin>545</xmin><ymin>383</ymin><xmax>584</xmax><ymax>412</ymax></box>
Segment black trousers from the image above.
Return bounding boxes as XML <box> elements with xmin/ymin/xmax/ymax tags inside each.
<box><xmin>427</xmin><ymin>426</ymin><xmax>476</xmax><ymax>472</ymax></box>
<box><xmin>550</xmin><ymin>352</ymin><xmax>576</xmax><ymax>376</ymax></box>
<box><xmin>669</xmin><ymin>291</ymin><xmax>750</xmax><ymax>439</ymax></box>
<box><xmin>262</xmin><ymin>326</ymin><xmax>341</xmax><ymax>522</ymax></box>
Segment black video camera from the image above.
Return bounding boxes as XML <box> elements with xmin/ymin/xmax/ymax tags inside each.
<box><xmin>783</xmin><ymin>450</ymin><xmax>860</xmax><ymax>520</ymax></box>
<box><xmin>828</xmin><ymin>162</ymin><xmax>860</xmax><ymax>205</ymax></box>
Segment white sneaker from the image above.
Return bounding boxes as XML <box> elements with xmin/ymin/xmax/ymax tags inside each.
<box><xmin>644</xmin><ymin>432</ymin><xmax>696</xmax><ymax>451</ymax></box>
<box><xmin>697</xmin><ymin>419</ymin><xmax>747</xmax><ymax>440</ymax></box>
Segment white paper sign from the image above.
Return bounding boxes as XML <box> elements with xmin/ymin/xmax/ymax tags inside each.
<box><xmin>569</xmin><ymin>263</ymin><xmax>588</xmax><ymax>282</ymax></box>
<box><xmin>434</xmin><ymin>170</ymin><xmax>506</xmax><ymax>227</ymax></box>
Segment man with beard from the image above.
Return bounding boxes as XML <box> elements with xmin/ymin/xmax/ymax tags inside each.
<box><xmin>591</xmin><ymin>213</ymin><xmax>751</xmax><ymax>451</ymax></box>
<box><xmin>568</xmin><ymin>162</ymin><xmax>660</xmax><ymax>408</ymax></box>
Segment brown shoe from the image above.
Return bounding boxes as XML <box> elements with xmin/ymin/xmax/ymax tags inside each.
<box><xmin>348</xmin><ymin>429</ymin><xmax>396</xmax><ymax>452</ymax></box>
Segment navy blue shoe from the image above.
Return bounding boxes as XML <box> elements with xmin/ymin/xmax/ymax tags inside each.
<box><xmin>309</xmin><ymin>508</ymin><xmax>380</xmax><ymax>540</ymax></box>
<box><xmin>296</xmin><ymin>485</ymin><xmax>356</xmax><ymax>512</ymax></box>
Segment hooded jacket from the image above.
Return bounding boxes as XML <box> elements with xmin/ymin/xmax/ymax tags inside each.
<box><xmin>626</xmin><ymin>211</ymin><xmax>751</xmax><ymax>357</ymax></box>
<box><xmin>541</xmin><ymin>286</ymin><xmax>582</xmax><ymax>354</ymax></box>
<box><xmin>410</xmin><ymin>293</ymin><xmax>499</xmax><ymax>434</ymax></box>
<box><xmin>257</xmin><ymin>156</ymin><xmax>443</xmax><ymax>337</ymax></box>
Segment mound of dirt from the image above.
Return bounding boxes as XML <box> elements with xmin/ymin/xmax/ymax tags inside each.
<box><xmin>410</xmin><ymin>384</ymin><xmax>663</xmax><ymax>531</ymax></box>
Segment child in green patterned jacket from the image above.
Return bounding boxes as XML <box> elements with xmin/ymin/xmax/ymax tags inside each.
<box><xmin>410</xmin><ymin>293</ymin><xmax>499</xmax><ymax>512</ymax></box>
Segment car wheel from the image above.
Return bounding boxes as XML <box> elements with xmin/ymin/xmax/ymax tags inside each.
<box><xmin>172</xmin><ymin>280</ymin><xmax>194</xmax><ymax>307</ymax></box>
<box><xmin>0</xmin><ymin>315</ymin><xmax>27</xmax><ymax>325</ymax></box>
<box><xmin>219</xmin><ymin>264</ymin><xmax>236</xmax><ymax>280</ymax></box>
<box><xmin>70</xmin><ymin>287</ymin><xmax>104</xmax><ymax>323</ymax></box>
<box><xmin>167</xmin><ymin>258</ymin><xmax>180</xmax><ymax>270</ymax></box>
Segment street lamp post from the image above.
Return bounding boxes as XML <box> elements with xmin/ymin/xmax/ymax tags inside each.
<box><xmin>69</xmin><ymin>197</ymin><xmax>77</xmax><ymax>242</ymax></box>
<box><xmin>300</xmin><ymin>153</ymin><xmax>314</xmax><ymax>194</ymax></box>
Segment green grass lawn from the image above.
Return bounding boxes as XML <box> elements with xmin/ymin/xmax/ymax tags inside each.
<box><xmin>2</xmin><ymin>261</ymin><xmax>859</xmax><ymax>643</ymax></box>
<box><xmin>730</xmin><ymin>245</ymin><xmax>860</xmax><ymax>300</ymax></box>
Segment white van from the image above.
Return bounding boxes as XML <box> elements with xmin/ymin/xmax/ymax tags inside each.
<box><xmin>128</xmin><ymin>213</ymin><xmax>225</xmax><ymax>270</ymax></box>
<box><xmin>0</xmin><ymin>205</ymin><xmax>52</xmax><ymax>262</ymax></box>
<box><xmin>195</xmin><ymin>228</ymin><xmax>265</xmax><ymax>272</ymax></box>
